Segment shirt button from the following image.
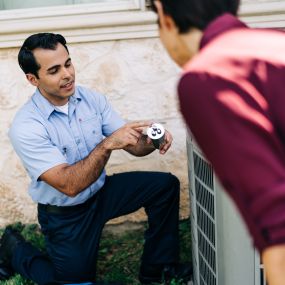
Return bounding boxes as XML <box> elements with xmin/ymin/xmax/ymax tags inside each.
<box><xmin>92</xmin><ymin>130</ymin><xmax>96</xmax><ymax>134</ymax></box>
<box><xmin>76</xmin><ymin>139</ymin><xmax>81</xmax><ymax>144</ymax></box>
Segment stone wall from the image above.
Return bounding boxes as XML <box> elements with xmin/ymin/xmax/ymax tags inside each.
<box><xmin>1</xmin><ymin>0</ymin><xmax>284</xmax><ymax>227</ymax></box>
<box><xmin>0</xmin><ymin>38</ymin><xmax>189</xmax><ymax>226</ymax></box>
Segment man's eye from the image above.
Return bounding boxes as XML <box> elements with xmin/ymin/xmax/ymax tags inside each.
<box><xmin>49</xmin><ymin>69</ymin><xmax>57</xmax><ymax>74</ymax></box>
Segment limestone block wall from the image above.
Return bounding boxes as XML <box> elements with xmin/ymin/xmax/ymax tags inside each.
<box><xmin>1</xmin><ymin>0</ymin><xmax>284</xmax><ymax>227</ymax></box>
<box><xmin>0</xmin><ymin>38</ymin><xmax>188</xmax><ymax>226</ymax></box>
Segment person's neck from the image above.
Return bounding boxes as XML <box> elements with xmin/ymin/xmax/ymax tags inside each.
<box><xmin>179</xmin><ymin>28</ymin><xmax>203</xmax><ymax>66</ymax></box>
<box><xmin>38</xmin><ymin>88</ymin><xmax>69</xmax><ymax>106</ymax></box>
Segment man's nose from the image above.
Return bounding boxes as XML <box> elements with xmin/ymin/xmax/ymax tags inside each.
<box><xmin>62</xmin><ymin>67</ymin><xmax>71</xmax><ymax>79</ymax></box>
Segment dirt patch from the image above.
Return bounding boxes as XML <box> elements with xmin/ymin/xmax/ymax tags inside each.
<box><xmin>104</xmin><ymin>221</ymin><xmax>145</xmax><ymax>236</ymax></box>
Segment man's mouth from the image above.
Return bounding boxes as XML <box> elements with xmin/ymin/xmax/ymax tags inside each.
<box><xmin>61</xmin><ymin>81</ymin><xmax>74</xmax><ymax>89</ymax></box>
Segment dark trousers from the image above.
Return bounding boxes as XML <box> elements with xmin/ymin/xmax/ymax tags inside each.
<box><xmin>11</xmin><ymin>171</ymin><xmax>180</xmax><ymax>284</ymax></box>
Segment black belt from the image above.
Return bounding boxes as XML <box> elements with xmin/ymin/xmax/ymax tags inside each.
<box><xmin>38</xmin><ymin>193</ymin><xmax>98</xmax><ymax>214</ymax></box>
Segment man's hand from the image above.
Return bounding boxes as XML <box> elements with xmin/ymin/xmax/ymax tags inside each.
<box><xmin>146</xmin><ymin>129</ymin><xmax>173</xmax><ymax>154</ymax></box>
<box><xmin>158</xmin><ymin>130</ymin><xmax>173</xmax><ymax>154</ymax></box>
<box><xmin>104</xmin><ymin>121</ymin><xmax>151</xmax><ymax>151</ymax></box>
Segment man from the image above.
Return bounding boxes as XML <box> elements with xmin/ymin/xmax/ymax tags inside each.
<box><xmin>150</xmin><ymin>0</ymin><xmax>285</xmax><ymax>284</ymax></box>
<box><xmin>0</xmin><ymin>33</ymin><xmax>191</xmax><ymax>285</ymax></box>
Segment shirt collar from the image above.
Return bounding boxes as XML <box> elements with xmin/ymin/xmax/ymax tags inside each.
<box><xmin>32</xmin><ymin>87</ymin><xmax>82</xmax><ymax>119</ymax></box>
<box><xmin>199</xmin><ymin>13</ymin><xmax>247</xmax><ymax>50</ymax></box>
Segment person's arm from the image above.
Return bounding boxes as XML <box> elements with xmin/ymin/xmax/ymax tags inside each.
<box><xmin>262</xmin><ymin>245</ymin><xmax>285</xmax><ymax>285</ymax></box>
<box><xmin>124</xmin><ymin>129</ymin><xmax>173</xmax><ymax>156</ymax></box>
<box><xmin>178</xmin><ymin>72</ymin><xmax>285</xmax><ymax>285</ymax></box>
<box><xmin>40</xmin><ymin>121</ymin><xmax>149</xmax><ymax>197</ymax></box>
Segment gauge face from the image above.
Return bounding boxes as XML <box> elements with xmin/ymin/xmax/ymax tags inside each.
<box><xmin>147</xmin><ymin>123</ymin><xmax>165</xmax><ymax>139</ymax></box>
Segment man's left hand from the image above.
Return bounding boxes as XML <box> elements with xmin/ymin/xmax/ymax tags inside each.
<box><xmin>158</xmin><ymin>130</ymin><xmax>173</xmax><ymax>155</ymax></box>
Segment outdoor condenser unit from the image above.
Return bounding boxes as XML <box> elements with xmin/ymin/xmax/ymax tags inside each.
<box><xmin>187</xmin><ymin>133</ymin><xmax>267</xmax><ymax>285</ymax></box>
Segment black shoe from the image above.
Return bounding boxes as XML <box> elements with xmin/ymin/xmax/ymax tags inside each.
<box><xmin>0</xmin><ymin>266</ymin><xmax>14</xmax><ymax>280</ymax></box>
<box><xmin>0</xmin><ymin>227</ymin><xmax>26</xmax><ymax>280</ymax></box>
<box><xmin>138</xmin><ymin>263</ymin><xmax>192</xmax><ymax>284</ymax></box>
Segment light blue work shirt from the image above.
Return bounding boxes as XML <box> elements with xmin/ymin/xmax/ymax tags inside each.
<box><xmin>9</xmin><ymin>86</ymin><xmax>125</xmax><ymax>206</ymax></box>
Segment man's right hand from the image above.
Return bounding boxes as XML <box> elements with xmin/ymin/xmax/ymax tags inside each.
<box><xmin>103</xmin><ymin>121</ymin><xmax>151</xmax><ymax>150</ymax></box>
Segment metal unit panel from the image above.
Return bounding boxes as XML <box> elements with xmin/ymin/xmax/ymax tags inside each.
<box><xmin>187</xmin><ymin>134</ymin><xmax>267</xmax><ymax>285</ymax></box>
<box><xmin>187</xmin><ymin>135</ymin><xmax>218</xmax><ymax>285</ymax></box>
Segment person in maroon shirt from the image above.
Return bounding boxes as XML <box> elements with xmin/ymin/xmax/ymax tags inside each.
<box><xmin>150</xmin><ymin>0</ymin><xmax>285</xmax><ymax>284</ymax></box>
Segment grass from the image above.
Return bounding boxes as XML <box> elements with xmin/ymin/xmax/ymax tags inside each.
<box><xmin>0</xmin><ymin>219</ymin><xmax>192</xmax><ymax>285</ymax></box>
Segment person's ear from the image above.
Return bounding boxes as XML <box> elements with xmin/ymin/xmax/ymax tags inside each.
<box><xmin>154</xmin><ymin>1</ymin><xmax>177</xmax><ymax>31</ymax></box>
<box><xmin>26</xmin><ymin>73</ymin><xmax>39</xmax><ymax>87</ymax></box>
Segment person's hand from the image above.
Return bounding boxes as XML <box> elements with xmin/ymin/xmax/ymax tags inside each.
<box><xmin>150</xmin><ymin>129</ymin><xmax>172</xmax><ymax>154</ymax></box>
<box><xmin>105</xmin><ymin>121</ymin><xmax>151</xmax><ymax>150</ymax></box>
<box><xmin>262</xmin><ymin>244</ymin><xmax>285</xmax><ymax>285</ymax></box>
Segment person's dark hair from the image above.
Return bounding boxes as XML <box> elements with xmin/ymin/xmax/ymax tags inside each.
<box><xmin>18</xmin><ymin>33</ymin><xmax>69</xmax><ymax>79</ymax></box>
<box><xmin>151</xmin><ymin>0</ymin><xmax>240</xmax><ymax>33</ymax></box>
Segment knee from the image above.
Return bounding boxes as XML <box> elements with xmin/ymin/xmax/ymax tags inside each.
<box><xmin>161</xmin><ymin>173</ymin><xmax>180</xmax><ymax>196</ymax></box>
<box><xmin>166</xmin><ymin>173</ymin><xmax>180</xmax><ymax>189</ymax></box>
<box><xmin>145</xmin><ymin>172</ymin><xmax>180</xmax><ymax>201</ymax></box>
<box><xmin>169</xmin><ymin>173</ymin><xmax>180</xmax><ymax>196</ymax></box>
<box><xmin>169</xmin><ymin>173</ymin><xmax>180</xmax><ymax>188</ymax></box>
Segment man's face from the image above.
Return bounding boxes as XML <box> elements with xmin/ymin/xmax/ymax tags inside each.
<box><xmin>158</xmin><ymin>23</ymin><xmax>183</xmax><ymax>66</ymax></box>
<box><xmin>28</xmin><ymin>43</ymin><xmax>75</xmax><ymax>106</ymax></box>
<box><xmin>155</xmin><ymin>1</ymin><xmax>188</xmax><ymax>67</ymax></box>
<box><xmin>155</xmin><ymin>1</ymin><xmax>201</xmax><ymax>67</ymax></box>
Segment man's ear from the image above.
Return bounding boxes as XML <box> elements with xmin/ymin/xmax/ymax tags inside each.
<box><xmin>154</xmin><ymin>0</ymin><xmax>176</xmax><ymax>31</ymax></box>
<box><xmin>26</xmin><ymin>74</ymin><xmax>39</xmax><ymax>87</ymax></box>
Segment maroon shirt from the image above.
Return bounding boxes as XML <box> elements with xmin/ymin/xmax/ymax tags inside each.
<box><xmin>179</xmin><ymin>13</ymin><xmax>285</xmax><ymax>251</ymax></box>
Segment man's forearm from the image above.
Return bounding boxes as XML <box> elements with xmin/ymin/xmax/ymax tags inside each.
<box><xmin>62</xmin><ymin>134</ymin><xmax>154</xmax><ymax>196</ymax></box>
<box><xmin>59</xmin><ymin>139</ymin><xmax>112</xmax><ymax>196</ymax></box>
<box><xmin>40</xmin><ymin>121</ymin><xmax>152</xmax><ymax>196</ymax></box>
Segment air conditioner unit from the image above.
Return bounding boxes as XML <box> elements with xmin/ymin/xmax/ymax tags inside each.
<box><xmin>187</xmin><ymin>133</ymin><xmax>267</xmax><ymax>285</ymax></box>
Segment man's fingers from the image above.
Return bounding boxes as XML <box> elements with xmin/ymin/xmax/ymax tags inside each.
<box><xmin>146</xmin><ymin>137</ymin><xmax>152</xmax><ymax>144</ymax></box>
<box><xmin>160</xmin><ymin>142</ymin><xmax>172</xmax><ymax>154</ymax></box>
<box><xmin>126</xmin><ymin>121</ymin><xmax>152</xmax><ymax>129</ymax></box>
<box><xmin>164</xmin><ymin>131</ymin><xmax>173</xmax><ymax>144</ymax></box>
<box><xmin>134</xmin><ymin>126</ymin><xmax>149</xmax><ymax>134</ymax></box>
<box><xmin>159</xmin><ymin>131</ymin><xmax>173</xmax><ymax>154</ymax></box>
<box><xmin>129</xmin><ymin>129</ymin><xmax>141</xmax><ymax>140</ymax></box>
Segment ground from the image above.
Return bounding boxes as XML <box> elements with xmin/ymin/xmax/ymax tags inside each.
<box><xmin>0</xmin><ymin>219</ymin><xmax>192</xmax><ymax>285</ymax></box>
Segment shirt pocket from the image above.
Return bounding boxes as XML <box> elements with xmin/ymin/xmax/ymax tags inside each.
<box><xmin>80</xmin><ymin>115</ymin><xmax>103</xmax><ymax>152</ymax></box>
<box><xmin>60</xmin><ymin>143</ymin><xmax>80</xmax><ymax>165</ymax></box>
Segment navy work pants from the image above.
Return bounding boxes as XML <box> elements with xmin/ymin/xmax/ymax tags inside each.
<box><xmin>11</xmin><ymin>171</ymin><xmax>180</xmax><ymax>284</ymax></box>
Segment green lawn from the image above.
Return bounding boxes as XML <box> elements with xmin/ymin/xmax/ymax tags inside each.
<box><xmin>0</xmin><ymin>219</ymin><xmax>192</xmax><ymax>285</ymax></box>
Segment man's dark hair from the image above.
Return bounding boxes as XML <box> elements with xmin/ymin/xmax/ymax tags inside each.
<box><xmin>151</xmin><ymin>0</ymin><xmax>240</xmax><ymax>33</ymax></box>
<box><xmin>18</xmin><ymin>33</ymin><xmax>69</xmax><ymax>79</ymax></box>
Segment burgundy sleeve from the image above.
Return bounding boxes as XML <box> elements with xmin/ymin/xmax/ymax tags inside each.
<box><xmin>178</xmin><ymin>72</ymin><xmax>285</xmax><ymax>251</ymax></box>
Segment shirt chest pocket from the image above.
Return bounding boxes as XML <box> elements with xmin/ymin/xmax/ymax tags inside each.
<box><xmin>80</xmin><ymin>115</ymin><xmax>103</xmax><ymax>152</ymax></box>
<box><xmin>60</xmin><ymin>143</ymin><xmax>79</xmax><ymax>165</ymax></box>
